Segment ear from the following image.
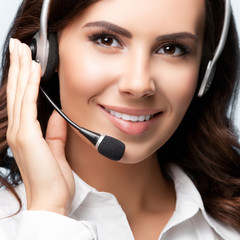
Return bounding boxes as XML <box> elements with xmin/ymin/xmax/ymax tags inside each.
<box><xmin>41</xmin><ymin>32</ymin><xmax>59</xmax><ymax>83</ymax></box>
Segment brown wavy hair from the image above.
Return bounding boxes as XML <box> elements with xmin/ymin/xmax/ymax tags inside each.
<box><xmin>0</xmin><ymin>0</ymin><xmax>240</xmax><ymax>230</ymax></box>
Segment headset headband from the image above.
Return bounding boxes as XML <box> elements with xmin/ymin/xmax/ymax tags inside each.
<box><xmin>197</xmin><ymin>0</ymin><xmax>231</xmax><ymax>96</ymax></box>
<box><xmin>34</xmin><ymin>0</ymin><xmax>232</xmax><ymax>97</ymax></box>
<box><xmin>34</xmin><ymin>0</ymin><xmax>51</xmax><ymax>75</ymax></box>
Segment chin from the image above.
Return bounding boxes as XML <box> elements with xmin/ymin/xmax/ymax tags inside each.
<box><xmin>116</xmin><ymin>149</ymin><xmax>157</xmax><ymax>164</ymax></box>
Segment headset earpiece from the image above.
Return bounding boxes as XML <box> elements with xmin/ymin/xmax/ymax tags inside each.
<box><xmin>29</xmin><ymin>32</ymin><xmax>59</xmax><ymax>83</ymax></box>
<box><xmin>41</xmin><ymin>32</ymin><xmax>59</xmax><ymax>83</ymax></box>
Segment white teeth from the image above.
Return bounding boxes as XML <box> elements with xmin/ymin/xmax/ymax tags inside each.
<box><xmin>146</xmin><ymin>115</ymin><xmax>151</xmax><ymax>121</ymax></box>
<box><xmin>115</xmin><ymin>112</ymin><xmax>122</xmax><ymax>118</ymax></box>
<box><xmin>122</xmin><ymin>114</ymin><xmax>130</xmax><ymax>121</ymax></box>
<box><xmin>110</xmin><ymin>110</ymin><xmax>115</xmax><ymax>116</ymax></box>
<box><xmin>129</xmin><ymin>115</ymin><xmax>138</xmax><ymax>122</ymax></box>
<box><xmin>104</xmin><ymin>107</ymin><xmax>153</xmax><ymax>122</ymax></box>
<box><xmin>138</xmin><ymin>115</ymin><xmax>145</xmax><ymax>122</ymax></box>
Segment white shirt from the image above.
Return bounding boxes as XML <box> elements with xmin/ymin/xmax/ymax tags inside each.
<box><xmin>0</xmin><ymin>164</ymin><xmax>239</xmax><ymax>240</ymax></box>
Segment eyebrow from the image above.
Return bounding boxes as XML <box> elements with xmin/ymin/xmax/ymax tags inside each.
<box><xmin>83</xmin><ymin>21</ymin><xmax>198</xmax><ymax>42</ymax></box>
<box><xmin>83</xmin><ymin>21</ymin><xmax>132</xmax><ymax>38</ymax></box>
<box><xmin>155</xmin><ymin>32</ymin><xmax>199</xmax><ymax>42</ymax></box>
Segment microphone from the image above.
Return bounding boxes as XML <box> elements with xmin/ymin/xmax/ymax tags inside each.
<box><xmin>40</xmin><ymin>86</ymin><xmax>125</xmax><ymax>161</ymax></box>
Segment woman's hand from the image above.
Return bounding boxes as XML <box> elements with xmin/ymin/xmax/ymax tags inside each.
<box><xmin>6</xmin><ymin>38</ymin><xmax>75</xmax><ymax>216</ymax></box>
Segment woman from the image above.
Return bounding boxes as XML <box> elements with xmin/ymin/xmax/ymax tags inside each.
<box><xmin>0</xmin><ymin>0</ymin><xmax>240</xmax><ymax>239</ymax></box>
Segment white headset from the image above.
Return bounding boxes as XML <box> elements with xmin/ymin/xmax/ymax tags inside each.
<box><xmin>197</xmin><ymin>0</ymin><xmax>231</xmax><ymax>96</ymax></box>
<box><xmin>32</xmin><ymin>0</ymin><xmax>232</xmax><ymax>97</ymax></box>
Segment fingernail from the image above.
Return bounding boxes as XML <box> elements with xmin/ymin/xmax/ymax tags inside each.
<box><xmin>9</xmin><ymin>38</ymin><xmax>15</xmax><ymax>54</ymax></box>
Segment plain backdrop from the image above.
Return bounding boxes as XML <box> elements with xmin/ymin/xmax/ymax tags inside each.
<box><xmin>0</xmin><ymin>0</ymin><xmax>240</xmax><ymax>131</ymax></box>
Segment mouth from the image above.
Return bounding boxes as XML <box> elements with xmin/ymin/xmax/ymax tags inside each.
<box><xmin>99</xmin><ymin>105</ymin><xmax>163</xmax><ymax>135</ymax></box>
<box><xmin>102</xmin><ymin>106</ymin><xmax>160</xmax><ymax>122</ymax></box>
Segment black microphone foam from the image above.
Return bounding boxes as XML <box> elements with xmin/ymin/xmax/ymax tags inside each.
<box><xmin>97</xmin><ymin>136</ymin><xmax>125</xmax><ymax>161</ymax></box>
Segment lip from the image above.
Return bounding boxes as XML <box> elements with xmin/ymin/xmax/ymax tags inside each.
<box><xmin>98</xmin><ymin>104</ymin><xmax>163</xmax><ymax>135</ymax></box>
<box><xmin>100</xmin><ymin>104</ymin><xmax>161</xmax><ymax>116</ymax></box>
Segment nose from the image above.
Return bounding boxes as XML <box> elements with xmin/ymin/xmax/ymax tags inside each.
<box><xmin>118</xmin><ymin>50</ymin><xmax>156</xmax><ymax>99</ymax></box>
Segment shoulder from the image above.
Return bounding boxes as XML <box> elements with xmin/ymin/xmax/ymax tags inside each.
<box><xmin>0</xmin><ymin>184</ymin><xmax>97</xmax><ymax>240</ymax></box>
<box><xmin>167</xmin><ymin>164</ymin><xmax>240</xmax><ymax>240</ymax></box>
<box><xmin>204</xmin><ymin>213</ymin><xmax>240</xmax><ymax>240</ymax></box>
<box><xmin>0</xmin><ymin>183</ymin><xmax>26</xmax><ymax>218</ymax></box>
<box><xmin>0</xmin><ymin>183</ymin><xmax>26</xmax><ymax>239</ymax></box>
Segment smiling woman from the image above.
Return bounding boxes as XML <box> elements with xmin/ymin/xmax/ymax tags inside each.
<box><xmin>0</xmin><ymin>0</ymin><xmax>239</xmax><ymax>240</ymax></box>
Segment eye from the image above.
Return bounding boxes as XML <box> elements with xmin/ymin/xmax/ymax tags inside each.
<box><xmin>156</xmin><ymin>44</ymin><xmax>189</xmax><ymax>57</ymax></box>
<box><xmin>88</xmin><ymin>32</ymin><xmax>122</xmax><ymax>49</ymax></box>
<box><xmin>97</xmin><ymin>36</ymin><xmax>120</xmax><ymax>47</ymax></box>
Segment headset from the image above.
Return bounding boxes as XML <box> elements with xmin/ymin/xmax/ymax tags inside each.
<box><xmin>29</xmin><ymin>0</ymin><xmax>232</xmax><ymax>160</ymax></box>
<box><xmin>198</xmin><ymin>0</ymin><xmax>231</xmax><ymax>96</ymax></box>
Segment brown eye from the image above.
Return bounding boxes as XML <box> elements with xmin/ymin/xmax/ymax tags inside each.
<box><xmin>101</xmin><ymin>37</ymin><xmax>114</xmax><ymax>46</ymax></box>
<box><xmin>163</xmin><ymin>46</ymin><xmax>176</xmax><ymax>55</ymax></box>
<box><xmin>95</xmin><ymin>35</ymin><xmax>120</xmax><ymax>47</ymax></box>
<box><xmin>88</xmin><ymin>32</ymin><xmax>123</xmax><ymax>49</ymax></box>
<box><xmin>156</xmin><ymin>44</ymin><xmax>187</xmax><ymax>57</ymax></box>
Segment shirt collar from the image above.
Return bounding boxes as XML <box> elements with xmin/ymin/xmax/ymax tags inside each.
<box><xmin>69</xmin><ymin>172</ymin><xmax>93</xmax><ymax>215</ymax></box>
<box><xmin>161</xmin><ymin>164</ymin><xmax>204</xmax><ymax>233</ymax></box>
<box><xmin>164</xmin><ymin>164</ymin><xmax>240</xmax><ymax>240</ymax></box>
<box><xmin>69</xmin><ymin>171</ymin><xmax>118</xmax><ymax>215</ymax></box>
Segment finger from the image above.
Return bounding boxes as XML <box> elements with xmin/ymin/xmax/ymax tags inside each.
<box><xmin>7</xmin><ymin>38</ymin><xmax>21</xmax><ymax>130</ymax></box>
<box><xmin>14</xmin><ymin>60</ymin><xmax>42</xmax><ymax>174</ymax></box>
<box><xmin>11</xmin><ymin>42</ymin><xmax>32</xmax><ymax>133</ymax></box>
<box><xmin>46</xmin><ymin>111</ymin><xmax>75</xmax><ymax>198</ymax></box>
<box><xmin>45</xmin><ymin>110</ymin><xmax>68</xmax><ymax>159</ymax></box>
<box><xmin>16</xmin><ymin>60</ymin><xmax>41</xmax><ymax>172</ymax></box>
<box><xmin>20</xmin><ymin>60</ymin><xmax>42</xmax><ymax>138</ymax></box>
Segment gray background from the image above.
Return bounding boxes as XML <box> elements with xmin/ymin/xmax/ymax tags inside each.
<box><xmin>0</xmin><ymin>0</ymin><xmax>239</xmax><ymax>131</ymax></box>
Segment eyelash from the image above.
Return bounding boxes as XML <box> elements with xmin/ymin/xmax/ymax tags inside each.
<box><xmin>88</xmin><ymin>30</ymin><xmax>123</xmax><ymax>49</ymax></box>
<box><xmin>155</xmin><ymin>42</ymin><xmax>190</xmax><ymax>57</ymax></box>
<box><xmin>87</xmin><ymin>31</ymin><xmax>190</xmax><ymax>57</ymax></box>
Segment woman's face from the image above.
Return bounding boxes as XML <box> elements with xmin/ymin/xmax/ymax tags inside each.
<box><xmin>58</xmin><ymin>0</ymin><xmax>205</xmax><ymax>163</ymax></box>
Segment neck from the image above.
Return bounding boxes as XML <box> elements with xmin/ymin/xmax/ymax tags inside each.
<box><xmin>66</xmin><ymin>129</ymin><xmax>175</xmax><ymax>215</ymax></box>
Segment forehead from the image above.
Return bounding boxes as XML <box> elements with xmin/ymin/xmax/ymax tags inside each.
<box><xmin>77</xmin><ymin>0</ymin><xmax>205</xmax><ymax>36</ymax></box>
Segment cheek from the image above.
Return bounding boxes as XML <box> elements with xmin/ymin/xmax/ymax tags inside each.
<box><xmin>57</xmin><ymin>40</ymin><xmax>122</xmax><ymax>124</ymax></box>
<box><xmin>59</xmin><ymin>51</ymin><xmax>107</xmax><ymax>97</ymax></box>
<box><xmin>171</xmin><ymin>70</ymin><xmax>197</xmax><ymax>113</ymax></box>
<box><xmin>58</xmin><ymin>35</ymin><xmax>123</xmax><ymax>100</ymax></box>
<box><xmin>156</xmin><ymin>62</ymin><xmax>199</xmax><ymax>114</ymax></box>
